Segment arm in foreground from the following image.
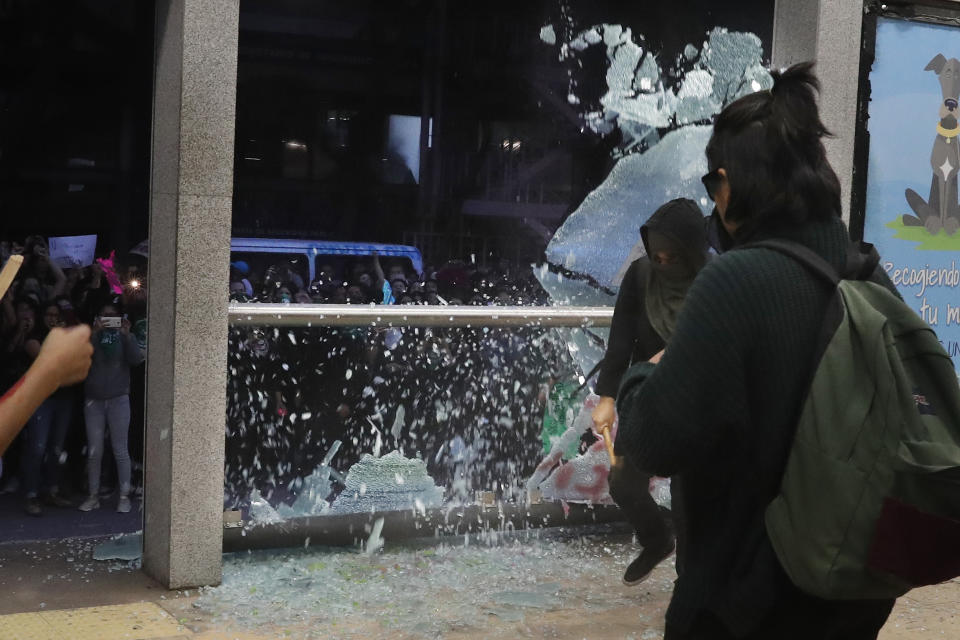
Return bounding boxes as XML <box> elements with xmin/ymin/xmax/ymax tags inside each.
<box><xmin>0</xmin><ymin>325</ymin><xmax>93</xmax><ymax>455</ymax></box>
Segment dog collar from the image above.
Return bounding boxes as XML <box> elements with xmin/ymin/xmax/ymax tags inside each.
<box><xmin>938</xmin><ymin>123</ymin><xmax>960</xmax><ymax>138</ymax></box>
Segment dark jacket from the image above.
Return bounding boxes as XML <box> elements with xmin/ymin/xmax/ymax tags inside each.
<box><xmin>85</xmin><ymin>329</ymin><xmax>144</xmax><ymax>400</ymax></box>
<box><xmin>615</xmin><ymin>216</ymin><xmax>897</xmax><ymax>635</ymax></box>
<box><xmin>594</xmin><ymin>199</ymin><xmax>707</xmax><ymax>397</ymax></box>
<box><xmin>594</xmin><ymin>259</ymin><xmax>664</xmax><ymax>397</ymax></box>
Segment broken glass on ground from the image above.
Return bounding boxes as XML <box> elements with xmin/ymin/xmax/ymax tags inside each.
<box><xmin>92</xmin><ymin>531</ymin><xmax>143</xmax><ymax>561</ymax></box>
<box><xmin>193</xmin><ymin>526</ymin><xmax>673</xmax><ymax>639</ymax></box>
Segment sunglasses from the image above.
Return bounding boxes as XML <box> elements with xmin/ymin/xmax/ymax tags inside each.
<box><xmin>701</xmin><ymin>169</ymin><xmax>723</xmax><ymax>201</ymax></box>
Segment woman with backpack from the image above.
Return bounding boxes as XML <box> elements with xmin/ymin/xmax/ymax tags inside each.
<box><xmin>592</xmin><ymin>197</ymin><xmax>709</xmax><ymax>585</ymax></box>
<box><xmin>615</xmin><ymin>63</ymin><xmax>897</xmax><ymax>638</ymax></box>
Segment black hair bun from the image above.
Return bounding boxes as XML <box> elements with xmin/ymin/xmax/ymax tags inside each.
<box><xmin>769</xmin><ymin>61</ymin><xmax>832</xmax><ymax>147</ymax></box>
<box><xmin>771</xmin><ymin>61</ymin><xmax>820</xmax><ymax>95</ymax></box>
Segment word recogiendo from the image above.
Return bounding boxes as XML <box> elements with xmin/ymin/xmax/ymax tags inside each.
<box><xmin>884</xmin><ymin>261</ymin><xmax>960</xmax><ymax>298</ymax></box>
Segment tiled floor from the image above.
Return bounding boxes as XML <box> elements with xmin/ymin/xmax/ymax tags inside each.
<box><xmin>3</xmin><ymin>587</ymin><xmax>960</xmax><ymax>640</ymax></box>
<box><xmin>0</xmin><ymin>603</ymin><xmax>184</xmax><ymax>640</ymax></box>
<box><xmin>1</xmin><ymin>536</ymin><xmax>959</xmax><ymax>640</ymax></box>
<box><xmin>0</xmin><ymin>603</ymin><xmax>289</xmax><ymax>640</ymax></box>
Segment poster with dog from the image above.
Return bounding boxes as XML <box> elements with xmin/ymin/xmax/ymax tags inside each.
<box><xmin>864</xmin><ymin>17</ymin><xmax>960</xmax><ymax>370</ymax></box>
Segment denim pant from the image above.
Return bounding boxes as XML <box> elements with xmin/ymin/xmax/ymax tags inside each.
<box><xmin>84</xmin><ymin>395</ymin><xmax>132</xmax><ymax>496</ymax></box>
<box><xmin>23</xmin><ymin>390</ymin><xmax>74</xmax><ymax>498</ymax></box>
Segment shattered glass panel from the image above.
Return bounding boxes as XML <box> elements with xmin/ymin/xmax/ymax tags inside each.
<box><xmin>224</xmin><ymin>8</ymin><xmax>773</xmax><ymax>542</ymax></box>
<box><xmin>702</xmin><ymin>28</ymin><xmax>772</xmax><ymax>104</ymax></box>
<box><xmin>226</xmin><ymin>324</ymin><xmax>622</xmax><ymax>525</ymax></box>
<box><xmin>543</xmin><ymin>125</ymin><xmax>713</xmax><ymax>288</ymax></box>
<box><xmin>537</xmin><ymin>24</ymin><xmax>772</xmax><ymax>292</ymax></box>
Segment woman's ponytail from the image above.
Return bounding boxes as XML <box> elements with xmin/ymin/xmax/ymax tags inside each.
<box><xmin>769</xmin><ymin>62</ymin><xmax>833</xmax><ymax>162</ymax></box>
<box><xmin>706</xmin><ymin>61</ymin><xmax>842</xmax><ymax>232</ymax></box>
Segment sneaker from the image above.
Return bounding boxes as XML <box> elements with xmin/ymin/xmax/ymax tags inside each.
<box><xmin>116</xmin><ymin>495</ymin><xmax>132</xmax><ymax>513</ymax></box>
<box><xmin>24</xmin><ymin>497</ymin><xmax>42</xmax><ymax>517</ymax></box>
<box><xmin>78</xmin><ymin>495</ymin><xmax>100</xmax><ymax>512</ymax></box>
<box><xmin>43</xmin><ymin>492</ymin><xmax>73</xmax><ymax>508</ymax></box>
<box><xmin>623</xmin><ymin>539</ymin><xmax>676</xmax><ymax>586</ymax></box>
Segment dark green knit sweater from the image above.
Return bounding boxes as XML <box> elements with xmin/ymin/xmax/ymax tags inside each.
<box><xmin>615</xmin><ymin>216</ymin><xmax>891</xmax><ymax>635</ymax></box>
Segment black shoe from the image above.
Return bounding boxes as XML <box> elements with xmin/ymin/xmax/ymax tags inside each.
<box><xmin>24</xmin><ymin>497</ymin><xmax>43</xmax><ymax>517</ymax></box>
<box><xmin>43</xmin><ymin>492</ymin><xmax>73</xmax><ymax>508</ymax></box>
<box><xmin>623</xmin><ymin>539</ymin><xmax>675</xmax><ymax>586</ymax></box>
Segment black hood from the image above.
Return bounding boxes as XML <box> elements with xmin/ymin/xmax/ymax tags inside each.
<box><xmin>640</xmin><ymin>198</ymin><xmax>710</xmax><ymax>272</ymax></box>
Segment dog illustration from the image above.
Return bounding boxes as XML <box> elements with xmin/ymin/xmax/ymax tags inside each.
<box><xmin>904</xmin><ymin>54</ymin><xmax>960</xmax><ymax>236</ymax></box>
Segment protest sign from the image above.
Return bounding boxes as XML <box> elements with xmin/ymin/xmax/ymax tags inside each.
<box><xmin>48</xmin><ymin>235</ymin><xmax>97</xmax><ymax>269</ymax></box>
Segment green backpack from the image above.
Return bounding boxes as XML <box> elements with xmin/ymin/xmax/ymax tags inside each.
<box><xmin>749</xmin><ymin>239</ymin><xmax>960</xmax><ymax>600</ymax></box>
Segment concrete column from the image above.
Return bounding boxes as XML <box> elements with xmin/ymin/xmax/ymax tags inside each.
<box><xmin>772</xmin><ymin>0</ymin><xmax>863</xmax><ymax>224</ymax></box>
<box><xmin>143</xmin><ymin>0</ymin><xmax>239</xmax><ymax>589</ymax></box>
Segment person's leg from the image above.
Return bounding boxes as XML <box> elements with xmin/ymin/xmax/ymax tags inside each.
<box><xmin>81</xmin><ymin>398</ymin><xmax>107</xmax><ymax>510</ymax></box>
<box><xmin>665</xmin><ymin>611</ymin><xmax>737</xmax><ymax>640</ymax></box>
<box><xmin>608</xmin><ymin>455</ymin><xmax>672</xmax><ymax>549</ymax></box>
<box><xmin>742</xmin><ymin>576</ymin><xmax>895</xmax><ymax>640</ymax></box>
<box><xmin>822</xmin><ymin>598</ymin><xmax>895</xmax><ymax>640</ymax></box>
<box><xmin>98</xmin><ymin>428</ymin><xmax>117</xmax><ymax>496</ymax></box>
<box><xmin>608</xmin><ymin>455</ymin><xmax>674</xmax><ymax>584</ymax></box>
<box><xmin>662</xmin><ymin>597</ymin><xmax>892</xmax><ymax>640</ymax></box>
<box><xmin>22</xmin><ymin>400</ymin><xmax>54</xmax><ymax>514</ymax></box>
<box><xmin>44</xmin><ymin>391</ymin><xmax>74</xmax><ymax>502</ymax></box>
<box><xmin>105</xmin><ymin>395</ymin><xmax>132</xmax><ymax>498</ymax></box>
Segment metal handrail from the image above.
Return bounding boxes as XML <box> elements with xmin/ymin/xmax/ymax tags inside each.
<box><xmin>228</xmin><ymin>303</ymin><xmax>613</xmax><ymax>328</ymax></box>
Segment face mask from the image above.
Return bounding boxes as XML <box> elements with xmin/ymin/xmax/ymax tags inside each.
<box><xmin>646</xmin><ymin>230</ymin><xmax>693</xmax><ymax>280</ymax></box>
<box><xmin>650</xmin><ymin>260</ymin><xmax>692</xmax><ymax>281</ymax></box>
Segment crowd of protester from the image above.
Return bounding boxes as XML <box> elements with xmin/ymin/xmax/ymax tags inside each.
<box><xmin>0</xmin><ymin>236</ymin><xmax>147</xmax><ymax>517</ymax></box>
<box><xmin>2</xmin><ymin>236</ymin><xmax>570</xmax><ymax>518</ymax></box>
<box><xmin>223</xmin><ymin>252</ymin><xmax>579</xmax><ymax>509</ymax></box>
<box><xmin>228</xmin><ymin>251</ymin><xmax>550</xmax><ymax>307</ymax></box>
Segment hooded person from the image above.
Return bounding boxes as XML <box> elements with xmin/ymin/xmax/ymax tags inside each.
<box><xmin>591</xmin><ymin>197</ymin><xmax>709</xmax><ymax>586</ymax></box>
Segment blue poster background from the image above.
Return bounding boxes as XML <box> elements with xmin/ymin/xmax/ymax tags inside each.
<box><xmin>865</xmin><ymin>17</ymin><xmax>960</xmax><ymax>368</ymax></box>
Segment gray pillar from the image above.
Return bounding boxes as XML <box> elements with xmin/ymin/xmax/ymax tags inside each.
<box><xmin>143</xmin><ymin>0</ymin><xmax>238</xmax><ymax>589</ymax></box>
<box><xmin>772</xmin><ymin>0</ymin><xmax>863</xmax><ymax>224</ymax></box>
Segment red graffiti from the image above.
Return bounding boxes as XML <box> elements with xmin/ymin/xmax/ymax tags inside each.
<box><xmin>553</xmin><ymin>461</ymin><xmax>575</xmax><ymax>489</ymax></box>
<box><xmin>574</xmin><ymin>464</ymin><xmax>610</xmax><ymax>501</ymax></box>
